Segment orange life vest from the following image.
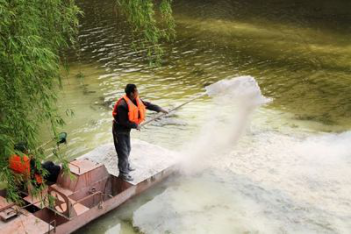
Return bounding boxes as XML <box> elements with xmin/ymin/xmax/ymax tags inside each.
<box><xmin>9</xmin><ymin>154</ymin><xmax>43</xmax><ymax>184</ymax></box>
<box><xmin>9</xmin><ymin>154</ymin><xmax>30</xmax><ymax>176</ymax></box>
<box><xmin>34</xmin><ymin>173</ymin><xmax>43</xmax><ymax>184</ymax></box>
<box><xmin>112</xmin><ymin>95</ymin><xmax>146</xmax><ymax>125</ymax></box>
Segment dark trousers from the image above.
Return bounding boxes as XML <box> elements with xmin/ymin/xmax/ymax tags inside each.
<box><xmin>112</xmin><ymin>125</ymin><xmax>131</xmax><ymax>176</ymax></box>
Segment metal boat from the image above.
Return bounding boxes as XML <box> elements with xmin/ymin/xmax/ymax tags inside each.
<box><xmin>0</xmin><ymin>157</ymin><xmax>176</xmax><ymax>234</ymax></box>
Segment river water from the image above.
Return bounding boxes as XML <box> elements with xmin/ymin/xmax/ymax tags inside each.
<box><xmin>43</xmin><ymin>0</ymin><xmax>351</xmax><ymax>233</ymax></box>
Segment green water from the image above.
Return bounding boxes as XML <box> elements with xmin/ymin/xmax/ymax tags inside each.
<box><xmin>45</xmin><ymin>0</ymin><xmax>351</xmax><ymax>159</ymax></box>
<box><xmin>40</xmin><ymin>0</ymin><xmax>351</xmax><ymax>233</ymax></box>
<box><xmin>173</xmin><ymin>0</ymin><xmax>351</xmax><ymax>128</ymax></box>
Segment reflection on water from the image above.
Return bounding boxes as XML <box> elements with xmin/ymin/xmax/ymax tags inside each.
<box><xmin>48</xmin><ymin>0</ymin><xmax>351</xmax><ymax>233</ymax></box>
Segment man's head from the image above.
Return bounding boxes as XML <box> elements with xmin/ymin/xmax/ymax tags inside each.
<box><xmin>125</xmin><ymin>84</ymin><xmax>138</xmax><ymax>100</ymax></box>
<box><xmin>14</xmin><ymin>142</ymin><xmax>28</xmax><ymax>154</ymax></box>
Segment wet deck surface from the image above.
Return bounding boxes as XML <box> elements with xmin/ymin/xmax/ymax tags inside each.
<box><xmin>79</xmin><ymin>141</ymin><xmax>178</xmax><ymax>185</ymax></box>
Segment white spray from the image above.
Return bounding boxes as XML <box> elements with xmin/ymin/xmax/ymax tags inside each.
<box><xmin>179</xmin><ymin>76</ymin><xmax>271</xmax><ymax>173</ymax></box>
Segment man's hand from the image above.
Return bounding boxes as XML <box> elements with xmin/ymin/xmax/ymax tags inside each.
<box><xmin>160</xmin><ymin>108</ymin><xmax>169</xmax><ymax>114</ymax></box>
<box><xmin>136</xmin><ymin>125</ymin><xmax>141</xmax><ymax>131</ymax></box>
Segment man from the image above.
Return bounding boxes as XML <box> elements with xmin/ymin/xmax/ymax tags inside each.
<box><xmin>9</xmin><ymin>142</ymin><xmax>61</xmax><ymax>188</ymax></box>
<box><xmin>9</xmin><ymin>142</ymin><xmax>43</xmax><ymax>187</ymax></box>
<box><xmin>112</xmin><ymin>84</ymin><xmax>168</xmax><ymax>181</ymax></box>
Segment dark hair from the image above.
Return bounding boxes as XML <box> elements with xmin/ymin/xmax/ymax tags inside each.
<box><xmin>14</xmin><ymin>142</ymin><xmax>28</xmax><ymax>153</ymax></box>
<box><xmin>125</xmin><ymin>84</ymin><xmax>137</xmax><ymax>96</ymax></box>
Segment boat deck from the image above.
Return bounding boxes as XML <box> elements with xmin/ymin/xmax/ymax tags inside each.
<box><xmin>0</xmin><ymin>141</ymin><xmax>178</xmax><ymax>234</ymax></box>
<box><xmin>80</xmin><ymin>141</ymin><xmax>178</xmax><ymax>185</ymax></box>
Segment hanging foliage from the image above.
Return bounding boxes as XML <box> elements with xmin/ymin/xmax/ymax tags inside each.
<box><xmin>117</xmin><ymin>0</ymin><xmax>176</xmax><ymax>64</ymax></box>
<box><xmin>0</xmin><ymin>0</ymin><xmax>80</xmax><ymax>201</ymax></box>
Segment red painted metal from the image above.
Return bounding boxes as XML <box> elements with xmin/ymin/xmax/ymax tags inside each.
<box><xmin>23</xmin><ymin>188</ymin><xmax>48</xmax><ymax>209</ymax></box>
<box><xmin>0</xmin><ymin>196</ymin><xmax>14</xmax><ymax>212</ymax></box>
<box><xmin>0</xmin><ymin>207</ymin><xmax>52</xmax><ymax>234</ymax></box>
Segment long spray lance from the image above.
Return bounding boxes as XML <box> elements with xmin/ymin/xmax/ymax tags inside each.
<box><xmin>140</xmin><ymin>92</ymin><xmax>207</xmax><ymax>128</ymax></box>
<box><xmin>140</xmin><ymin>76</ymin><xmax>270</xmax><ymax>128</ymax></box>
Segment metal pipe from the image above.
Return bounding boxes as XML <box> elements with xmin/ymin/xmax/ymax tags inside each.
<box><xmin>72</xmin><ymin>191</ymin><xmax>103</xmax><ymax>207</ymax></box>
<box><xmin>140</xmin><ymin>92</ymin><xmax>207</xmax><ymax>128</ymax></box>
<box><xmin>69</xmin><ymin>163</ymin><xmax>81</xmax><ymax>173</ymax></box>
<box><xmin>49</xmin><ymin>220</ymin><xmax>56</xmax><ymax>233</ymax></box>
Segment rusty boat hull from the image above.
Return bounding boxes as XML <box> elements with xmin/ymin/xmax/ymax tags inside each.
<box><xmin>0</xmin><ymin>158</ymin><xmax>177</xmax><ymax>234</ymax></box>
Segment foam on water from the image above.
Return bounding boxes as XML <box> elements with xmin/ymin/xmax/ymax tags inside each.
<box><xmin>225</xmin><ymin>130</ymin><xmax>351</xmax><ymax>233</ymax></box>
<box><xmin>133</xmin><ymin>130</ymin><xmax>351</xmax><ymax>234</ymax></box>
<box><xmin>133</xmin><ymin>173</ymin><xmax>279</xmax><ymax>234</ymax></box>
<box><xmin>132</xmin><ymin>76</ymin><xmax>351</xmax><ymax>234</ymax></box>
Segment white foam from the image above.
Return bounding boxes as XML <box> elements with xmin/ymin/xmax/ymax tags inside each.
<box><xmin>133</xmin><ymin>130</ymin><xmax>351</xmax><ymax>234</ymax></box>
<box><xmin>133</xmin><ymin>176</ymin><xmax>279</xmax><ymax>234</ymax></box>
<box><xmin>105</xmin><ymin>223</ymin><xmax>121</xmax><ymax>234</ymax></box>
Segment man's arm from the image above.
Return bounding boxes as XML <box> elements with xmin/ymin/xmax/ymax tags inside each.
<box><xmin>142</xmin><ymin>100</ymin><xmax>168</xmax><ymax>113</ymax></box>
